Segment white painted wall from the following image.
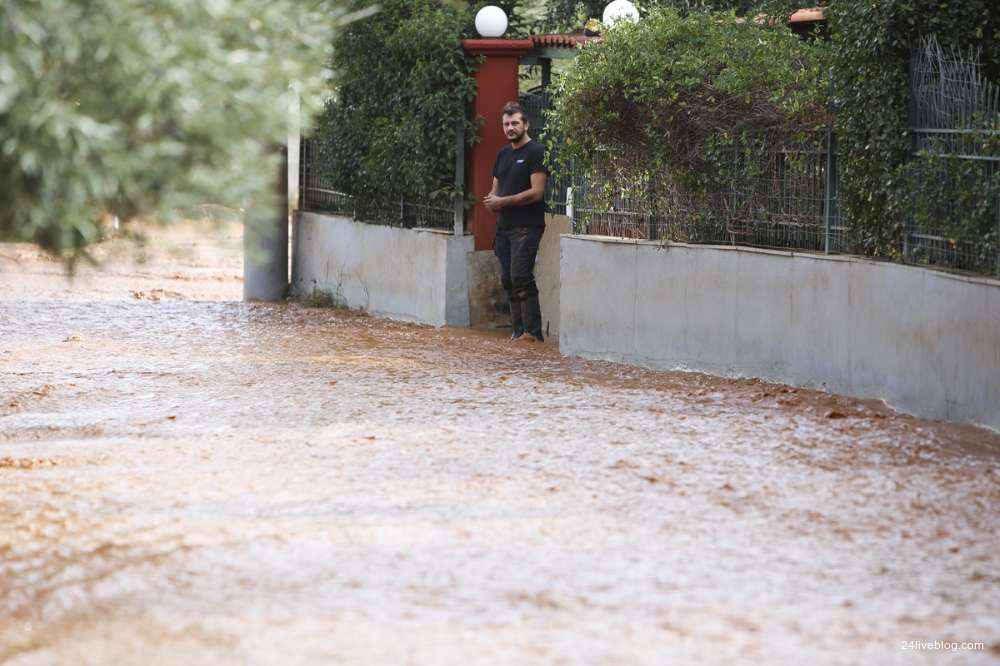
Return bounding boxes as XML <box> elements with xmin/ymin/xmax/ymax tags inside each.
<box><xmin>292</xmin><ymin>211</ymin><xmax>472</xmax><ymax>326</ymax></box>
<box><xmin>560</xmin><ymin>235</ymin><xmax>1000</xmax><ymax>431</ymax></box>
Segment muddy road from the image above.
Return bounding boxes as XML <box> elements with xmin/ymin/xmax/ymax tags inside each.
<box><xmin>1</xmin><ymin>221</ymin><xmax>999</xmax><ymax>665</ymax></box>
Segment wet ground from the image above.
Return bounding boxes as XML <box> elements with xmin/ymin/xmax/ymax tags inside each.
<box><xmin>1</xmin><ymin>221</ymin><xmax>999</xmax><ymax>665</ymax></box>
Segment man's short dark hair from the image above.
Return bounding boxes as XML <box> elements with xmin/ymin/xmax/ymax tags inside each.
<box><xmin>502</xmin><ymin>101</ymin><xmax>527</xmax><ymax>122</ymax></box>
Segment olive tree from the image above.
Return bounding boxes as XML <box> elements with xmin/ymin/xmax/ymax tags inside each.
<box><xmin>0</xmin><ymin>0</ymin><xmax>350</xmax><ymax>259</ymax></box>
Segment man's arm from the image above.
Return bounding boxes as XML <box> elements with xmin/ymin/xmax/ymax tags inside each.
<box><xmin>484</xmin><ymin>172</ymin><xmax>546</xmax><ymax>211</ymax></box>
<box><xmin>484</xmin><ymin>177</ymin><xmax>501</xmax><ymax>211</ymax></box>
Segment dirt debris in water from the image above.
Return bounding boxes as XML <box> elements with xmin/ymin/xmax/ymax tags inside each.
<box><xmin>1</xmin><ymin>219</ymin><xmax>998</xmax><ymax>666</ymax></box>
<box><xmin>130</xmin><ymin>288</ymin><xmax>187</xmax><ymax>301</ymax></box>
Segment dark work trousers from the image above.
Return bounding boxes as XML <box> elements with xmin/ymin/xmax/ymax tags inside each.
<box><xmin>495</xmin><ymin>225</ymin><xmax>545</xmax><ymax>339</ymax></box>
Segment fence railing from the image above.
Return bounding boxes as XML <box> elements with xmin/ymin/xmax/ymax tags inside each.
<box><xmin>905</xmin><ymin>36</ymin><xmax>1000</xmax><ymax>276</ymax></box>
<box><xmin>297</xmin><ymin>38</ymin><xmax>997</xmax><ymax>277</ymax></box>
<box><xmin>521</xmin><ymin>86</ymin><xmax>584</xmax><ymax>218</ymax></box>
<box><xmin>297</xmin><ymin>136</ymin><xmax>461</xmax><ymax>233</ymax></box>
<box><xmin>540</xmin><ymin>35</ymin><xmax>999</xmax><ymax>279</ymax></box>
<box><xmin>565</xmin><ymin>129</ymin><xmax>847</xmax><ymax>255</ymax></box>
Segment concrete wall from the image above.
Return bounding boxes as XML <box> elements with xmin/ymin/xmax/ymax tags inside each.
<box><xmin>292</xmin><ymin>211</ymin><xmax>472</xmax><ymax>327</ymax></box>
<box><xmin>536</xmin><ymin>214</ymin><xmax>572</xmax><ymax>340</ymax></box>
<box><xmin>560</xmin><ymin>235</ymin><xmax>1000</xmax><ymax>431</ymax></box>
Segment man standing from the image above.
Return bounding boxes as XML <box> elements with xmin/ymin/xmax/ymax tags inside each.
<box><xmin>484</xmin><ymin>101</ymin><xmax>548</xmax><ymax>342</ymax></box>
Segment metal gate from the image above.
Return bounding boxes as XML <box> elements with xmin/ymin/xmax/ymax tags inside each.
<box><xmin>519</xmin><ymin>86</ymin><xmax>586</xmax><ymax>222</ymax></box>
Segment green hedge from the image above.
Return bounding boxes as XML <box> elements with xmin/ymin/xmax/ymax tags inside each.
<box><xmin>548</xmin><ymin>8</ymin><xmax>830</xmax><ymax>196</ymax></box>
<box><xmin>312</xmin><ymin>0</ymin><xmax>478</xmax><ymax>217</ymax></box>
<box><xmin>828</xmin><ymin>0</ymin><xmax>1000</xmax><ymax>258</ymax></box>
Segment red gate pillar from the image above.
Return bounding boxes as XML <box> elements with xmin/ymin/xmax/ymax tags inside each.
<box><xmin>462</xmin><ymin>39</ymin><xmax>533</xmax><ymax>251</ymax></box>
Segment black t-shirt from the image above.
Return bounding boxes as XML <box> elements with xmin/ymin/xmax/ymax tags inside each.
<box><xmin>492</xmin><ymin>140</ymin><xmax>548</xmax><ymax>229</ymax></box>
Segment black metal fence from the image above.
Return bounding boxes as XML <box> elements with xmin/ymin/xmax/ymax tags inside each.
<box><xmin>520</xmin><ymin>86</ymin><xmax>583</xmax><ymax>218</ymax></box>
<box><xmin>566</xmin><ymin>130</ymin><xmax>846</xmax><ymax>254</ymax></box>
<box><xmin>298</xmin><ymin>37</ymin><xmax>997</xmax><ymax>277</ymax></box>
<box><xmin>905</xmin><ymin>36</ymin><xmax>1000</xmax><ymax>276</ymax></box>
<box><xmin>537</xmin><ymin>35</ymin><xmax>999</xmax><ymax>279</ymax></box>
<box><xmin>298</xmin><ymin>137</ymin><xmax>456</xmax><ymax>231</ymax></box>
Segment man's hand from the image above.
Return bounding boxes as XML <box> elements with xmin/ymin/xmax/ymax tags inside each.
<box><xmin>484</xmin><ymin>192</ymin><xmax>504</xmax><ymax>212</ymax></box>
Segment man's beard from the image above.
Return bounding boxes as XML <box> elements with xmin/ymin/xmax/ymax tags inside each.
<box><xmin>506</xmin><ymin>128</ymin><xmax>525</xmax><ymax>142</ymax></box>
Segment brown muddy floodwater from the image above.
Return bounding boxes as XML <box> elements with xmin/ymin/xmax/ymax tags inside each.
<box><xmin>1</xmin><ymin>221</ymin><xmax>999</xmax><ymax>665</ymax></box>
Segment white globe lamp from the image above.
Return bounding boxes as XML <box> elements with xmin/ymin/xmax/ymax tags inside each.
<box><xmin>475</xmin><ymin>6</ymin><xmax>508</xmax><ymax>38</ymax></box>
<box><xmin>603</xmin><ymin>0</ymin><xmax>639</xmax><ymax>27</ymax></box>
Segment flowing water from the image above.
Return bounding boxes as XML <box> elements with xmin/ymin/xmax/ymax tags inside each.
<box><xmin>1</xmin><ymin>222</ymin><xmax>998</xmax><ymax>665</ymax></box>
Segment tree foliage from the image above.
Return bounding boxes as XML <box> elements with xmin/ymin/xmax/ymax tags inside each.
<box><xmin>536</xmin><ymin>0</ymin><xmax>822</xmax><ymax>33</ymax></box>
<box><xmin>537</xmin><ymin>0</ymin><xmax>606</xmax><ymax>31</ymax></box>
<box><xmin>0</xmin><ymin>0</ymin><xmax>341</xmax><ymax>259</ymax></box>
<box><xmin>548</xmin><ymin>8</ymin><xmax>829</xmax><ymax>187</ymax></box>
<box><xmin>828</xmin><ymin>0</ymin><xmax>1000</xmax><ymax>257</ymax></box>
<box><xmin>312</xmin><ymin>0</ymin><xmax>478</xmax><ymax>216</ymax></box>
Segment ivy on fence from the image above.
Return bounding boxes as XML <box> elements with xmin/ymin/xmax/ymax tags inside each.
<box><xmin>828</xmin><ymin>0</ymin><xmax>1000</xmax><ymax>260</ymax></box>
<box><xmin>546</xmin><ymin>7</ymin><xmax>830</xmax><ymax>237</ymax></box>
<box><xmin>310</xmin><ymin>0</ymin><xmax>479</xmax><ymax>220</ymax></box>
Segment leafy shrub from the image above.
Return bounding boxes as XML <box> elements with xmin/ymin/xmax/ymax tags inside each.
<box><xmin>548</xmin><ymin>8</ymin><xmax>829</xmax><ymax>201</ymax></box>
<box><xmin>0</xmin><ymin>0</ymin><xmax>338</xmax><ymax>260</ymax></box>
<box><xmin>538</xmin><ymin>1</ymin><xmax>823</xmax><ymax>32</ymax></box>
<box><xmin>897</xmin><ymin>137</ymin><xmax>1000</xmax><ymax>273</ymax></box>
<box><xmin>312</xmin><ymin>0</ymin><xmax>478</xmax><ymax>218</ymax></box>
<box><xmin>828</xmin><ymin>0</ymin><xmax>1000</xmax><ymax>258</ymax></box>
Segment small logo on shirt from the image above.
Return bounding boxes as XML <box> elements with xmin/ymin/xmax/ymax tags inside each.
<box><xmin>516</xmin><ymin>159</ymin><xmax>525</xmax><ymax>164</ymax></box>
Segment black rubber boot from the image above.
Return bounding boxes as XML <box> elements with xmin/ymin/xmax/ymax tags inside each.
<box><xmin>523</xmin><ymin>293</ymin><xmax>544</xmax><ymax>342</ymax></box>
<box><xmin>509</xmin><ymin>298</ymin><xmax>524</xmax><ymax>340</ymax></box>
